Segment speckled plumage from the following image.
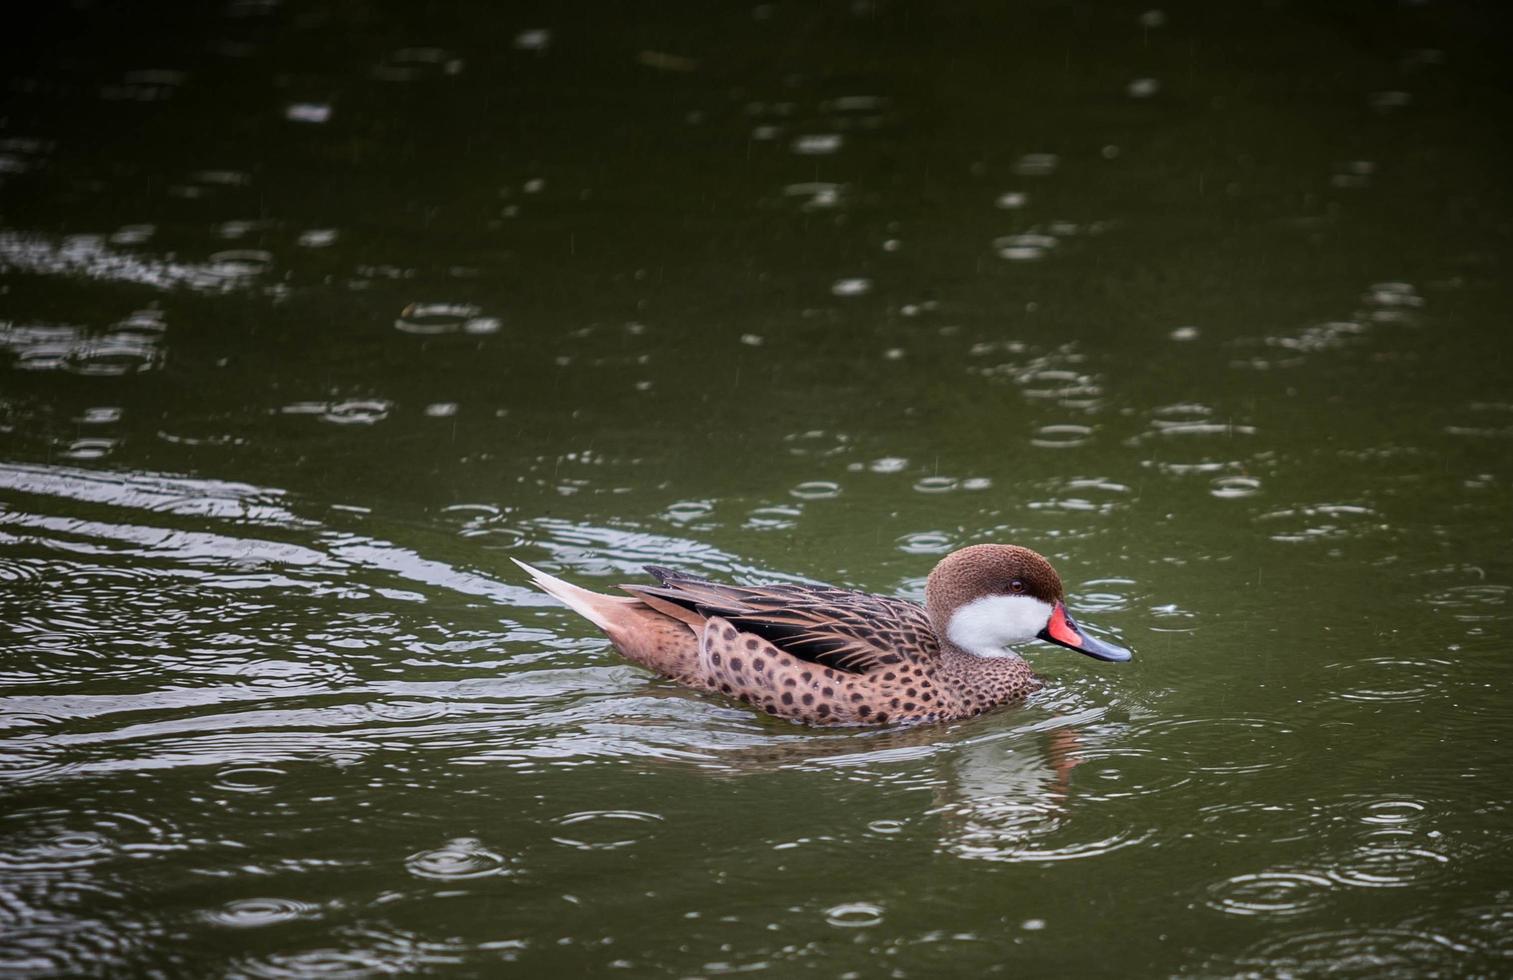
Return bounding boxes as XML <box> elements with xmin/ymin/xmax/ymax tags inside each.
<box><xmin>515</xmin><ymin>544</ymin><xmax>1125</xmax><ymax>727</ymax></box>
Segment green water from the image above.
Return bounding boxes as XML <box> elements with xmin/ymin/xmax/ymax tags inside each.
<box><xmin>3</xmin><ymin>0</ymin><xmax>1512</xmax><ymax>975</ymax></box>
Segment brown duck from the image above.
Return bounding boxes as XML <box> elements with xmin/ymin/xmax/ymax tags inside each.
<box><xmin>514</xmin><ymin>544</ymin><xmax>1131</xmax><ymax>726</ymax></box>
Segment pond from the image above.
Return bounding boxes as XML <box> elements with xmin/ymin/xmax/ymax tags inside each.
<box><xmin>2</xmin><ymin>0</ymin><xmax>1511</xmax><ymax>975</ymax></box>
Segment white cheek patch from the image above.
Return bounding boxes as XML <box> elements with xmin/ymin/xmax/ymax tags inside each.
<box><xmin>947</xmin><ymin>595</ymin><xmax>1055</xmax><ymax>657</ymax></box>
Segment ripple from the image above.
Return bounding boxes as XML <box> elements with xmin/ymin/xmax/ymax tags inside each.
<box><xmin>1210</xmin><ymin>474</ymin><xmax>1261</xmax><ymax>498</ymax></box>
<box><xmin>789</xmin><ymin>480</ymin><xmax>840</xmax><ymax>500</ymax></box>
<box><xmin>1324</xmin><ymin>657</ymin><xmax>1449</xmax><ymax>704</ymax></box>
<box><xmin>1068</xmin><ymin>745</ymin><xmax>1194</xmax><ymax>803</ymax></box>
<box><xmin>550</xmin><ymin>810</ymin><xmax>662</xmax><ymax>851</ymax></box>
<box><xmin>395</xmin><ymin>302</ymin><xmax>500</xmax><ymax>336</ymax></box>
<box><xmin>745</xmin><ymin>504</ymin><xmax>801</xmax><ymax>531</ymax></box>
<box><xmin>1424</xmin><ymin>584</ymin><xmax>1511</xmax><ymax>621</ymax></box>
<box><xmin>405</xmin><ymin>838</ymin><xmax>510</xmax><ymax>880</ymax></box>
<box><xmin>109</xmin><ymin>224</ymin><xmax>155</xmax><ymax>246</ymax></box>
<box><xmin>1233</xmin><ymin>927</ymin><xmax>1468</xmax><ymax>977</ymax></box>
<box><xmin>1136</xmin><ymin>716</ymin><xmax>1301</xmax><ymax>775</ymax></box>
<box><xmin>321</xmin><ymin>400</ymin><xmax>392</xmax><ymax>426</ymax></box>
<box><xmin>1358</xmin><ymin>799</ymin><xmax>1427</xmax><ymax>826</ymax></box>
<box><xmin>995</xmin><ymin>233</ymin><xmax>1057</xmax><ymax>261</ymax></box>
<box><xmin>1195</xmin><ymin>801</ymin><xmax>1319</xmax><ymax>845</ymax></box>
<box><xmin>211</xmin><ymin>767</ymin><xmax>286</xmax><ymax>795</ymax></box>
<box><xmin>896</xmin><ymin>531</ymin><xmax>954</xmax><ymax>555</ymax></box>
<box><xmin>782</xmin><ymin>430</ymin><xmax>851</xmax><ymax>458</ymax></box>
<box><xmin>1410</xmin><ymin>904</ymin><xmax>1513</xmax><ymax>958</ymax></box>
<box><xmin>284</xmin><ymin>102</ymin><xmax>331</xmax><ymax>124</ymax></box>
<box><xmin>61</xmin><ymin>437</ymin><xmax>117</xmax><ymax>460</ymax></box>
<box><xmin>825</xmin><ymin>902</ymin><xmax>884</xmax><ymax>928</ymax></box>
<box><xmin>1017</xmin><ymin>369</ymin><xmax>1102</xmax><ymax>405</ymax></box>
<box><xmin>0</xmin><ymin>829</ymin><xmax>113</xmax><ymax>873</ymax></box>
<box><xmin>791</xmin><ymin>133</ymin><xmax>843</xmax><ymax>155</ymax></box>
<box><xmin>0</xmin><ymin>559</ymin><xmax>46</xmax><ymax>585</ymax></box>
<box><xmin>205</xmin><ymin>896</ymin><xmax>319</xmax><ymax>928</ymax></box>
<box><xmin>1031</xmin><ymin>424</ymin><xmax>1092</xmax><ymax>448</ymax></box>
<box><xmin>783</xmin><ymin>182</ymin><xmax>846</xmax><ymax>210</ymax></box>
<box><xmin>869</xmin><ymin>456</ymin><xmax>908</xmax><ymax>474</ymax></box>
<box><xmin>1205</xmin><ymin>870</ymin><xmax>1334</xmax><ymax>917</ymax></box>
<box><xmin>374</xmin><ymin>47</ymin><xmax>464</xmax><ymax>82</ymax></box>
<box><xmin>662</xmin><ymin>500</ymin><xmax>714</xmax><ymax>524</ymax></box>
<box><xmin>206</xmin><ymin>249</ymin><xmax>273</xmax><ymax>284</ymax></box>
<box><xmin>1258</xmin><ymin>503</ymin><xmax>1380</xmax><ymax>543</ymax></box>
<box><xmin>1326</xmin><ymin>835</ymin><xmax>1451</xmax><ymax>889</ymax></box>
<box><xmin>911</xmin><ymin>476</ymin><xmax>958</xmax><ymax>494</ymax></box>
<box><xmin>357</xmin><ymin>700</ymin><xmax>452</xmax><ymax>723</ymax></box>
<box><xmin>1013</xmin><ymin>153</ymin><xmax>1059</xmax><ymax>176</ymax></box>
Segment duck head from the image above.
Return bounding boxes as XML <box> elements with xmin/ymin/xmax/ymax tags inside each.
<box><xmin>925</xmin><ymin>544</ymin><xmax>1132</xmax><ymax>663</ymax></box>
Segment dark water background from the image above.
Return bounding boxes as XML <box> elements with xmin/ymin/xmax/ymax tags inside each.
<box><xmin>3</xmin><ymin>0</ymin><xmax>1512</xmax><ymax>975</ymax></box>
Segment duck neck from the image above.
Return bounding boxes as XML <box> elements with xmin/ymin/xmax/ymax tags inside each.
<box><xmin>938</xmin><ymin>640</ymin><xmax>1029</xmax><ymax>679</ymax></box>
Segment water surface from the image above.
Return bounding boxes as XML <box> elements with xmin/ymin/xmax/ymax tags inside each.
<box><xmin>3</xmin><ymin>0</ymin><xmax>1512</xmax><ymax>975</ymax></box>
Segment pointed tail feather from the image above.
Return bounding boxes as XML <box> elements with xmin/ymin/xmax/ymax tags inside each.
<box><xmin>512</xmin><ymin>558</ymin><xmax>636</xmax><ymax>633</ymax></box>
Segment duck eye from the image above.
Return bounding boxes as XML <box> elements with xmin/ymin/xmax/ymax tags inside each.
<box><xmin>1009</xmin><ymin>579</ymin><xmax>1026</xmax><ymax>594</ymax></box>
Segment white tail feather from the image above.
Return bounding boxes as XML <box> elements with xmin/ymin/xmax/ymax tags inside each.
<box><xmin>512</xmin><ymin>557</ymin><xmax>624</xmax><ymax>632</ymax></box>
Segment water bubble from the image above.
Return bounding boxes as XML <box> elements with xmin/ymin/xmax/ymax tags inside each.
<box><xmin>1127</xmin><ymin>78</ymin><xmax>1160</xmax><ymax>98</ymax></box>
<box><xmin>996</xmin><ymin>191</ymin><xmax>1028</xmax><ymax>209</ymax></box>
<box><xmin>424</xmin><ymin>402</ymin><xmax>458</xmax><ymax>418</ymax></box>
<box><xmin>1169</xmin><ymin>325</ymin><xmax>1199</xmax><ymax>341</ymax></box>
<box><xmin>831</xmin><ymin>278</ymin><xmax>871</xmax><ymax>297</ymax></box>
<box><xmin>869</xmin><ymin>457</ymin><xmax>908</xmax><ymax>474</ymax></box>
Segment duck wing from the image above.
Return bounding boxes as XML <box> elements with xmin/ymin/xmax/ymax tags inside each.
<box><xmin>621</xmin><ymin>566</ymin><xmax>938</xmax><ymax>674</ymax></box>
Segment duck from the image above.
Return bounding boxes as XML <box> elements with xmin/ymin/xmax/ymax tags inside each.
<box><xmin>513</xmin><ymin>544</ymin><xmax>1131</xmax><ymax>726</ymax></box>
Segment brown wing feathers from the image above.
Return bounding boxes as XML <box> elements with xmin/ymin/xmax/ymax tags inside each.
<box><xmin>621</xmin><ymin>568</ymin><xmax>935</xmax><ymax>675</ymax></box>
